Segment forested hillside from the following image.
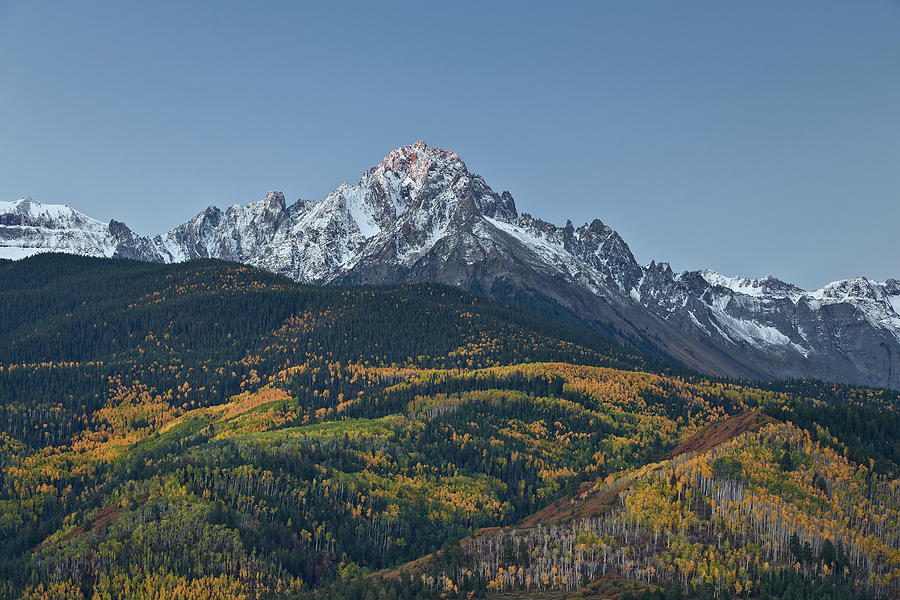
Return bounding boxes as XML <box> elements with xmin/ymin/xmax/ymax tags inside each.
<box><xmin>0</xmin><ymin>254</ymin><xmax>896</xmax><ymax>600</ymax></box>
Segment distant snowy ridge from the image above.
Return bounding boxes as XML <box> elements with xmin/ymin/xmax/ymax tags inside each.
<box><xmin>695</xmin><ymin>269</ymin><xmax>900</xmax><ymax>342</ymax></box>
<box><xmin>3</xmin><ymin>142</ymin><xmax>898</xmax><ymax>389</ymax></box>
<box><xmin>0</xmin><ymin>198</ymin><xmax>119</xmax><ymax>259</ymax></box>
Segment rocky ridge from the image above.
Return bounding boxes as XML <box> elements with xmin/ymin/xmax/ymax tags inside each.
<box><xmin>3</xmin><ymin>142</ymin><xmax>897</xmax><ymax>388</ymax></box>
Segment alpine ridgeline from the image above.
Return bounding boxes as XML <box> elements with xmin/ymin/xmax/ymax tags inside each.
<box><xmin>2</xmin><ymin>142</ymin><xmax>898</xmax><ymax>389</ymax></box>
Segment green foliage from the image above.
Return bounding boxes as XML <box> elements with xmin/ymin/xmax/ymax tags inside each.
<box><xmin>760</xmin><ymin>381</ymin><xmax>900</xmax><ymax>475</ymax></box>
<box><xmin>780</xmin><ymin>448</ymin><xmax>796</xmax><ymax>472</ymax></box>
<box><xmin>712</xmin><ymin>456</ymin><xmax>743</xmax><ymax>480</ymax></box>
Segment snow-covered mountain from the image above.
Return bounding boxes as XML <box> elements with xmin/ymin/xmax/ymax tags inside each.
<box><xmin>3</xmin><ymin>142</ymin><xmax>898</xmax><ymax>389</ymax></box>
<box><xmin>0</xmin><ymin>198</ymin><xmax>127</xmax><ymax>259</ymax></box>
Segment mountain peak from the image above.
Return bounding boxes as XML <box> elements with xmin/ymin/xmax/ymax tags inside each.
<box><xmin>381</xmin><ymin>141</ymin><xmax>460</xmax><ymax>164</ymax></box>
<box><xmin>2</xmin><ymin>197</ymin><xmax>49</xmax><ymax>212</ymax></box>
<box><xmin>264</xmin><ymin>190</ymin><xmax>286</xmax><ymax>204</ymax></box>
<box><xmin>253</xmin><ymin>191</ymin><xmax>286</xmax><ymax>213</ymax></box>
<box><xmin>369</xmin><ymin>142</ymin><xmax>466</xmax><ymax>187</ymax></box>
<box><xmin>0</xmin><ymin>197</ymin><xmax>97</xmax><ymax>227</ymax></box>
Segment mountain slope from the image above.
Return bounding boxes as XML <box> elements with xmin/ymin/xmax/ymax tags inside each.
<box><xmin>2</xmin><ymin>142</ymin><xmax>898</xmax><ymax>389</ymax></box>
<box><xmin>412</xmin><ymin>419</ymin><xmax>898</xmax><ymax>599</ymax></box>
<box><xmin>0</xmin><ymin>256</ymin><xmax>896</xmax><ymax>600</ymax></box>
<box><xmin>313</xmin><ymin>410</ymin><xmax>896</xmax><ymax>600</ymax></box>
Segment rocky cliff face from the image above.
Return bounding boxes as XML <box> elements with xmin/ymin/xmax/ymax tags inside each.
<box><xmin>3</xmin><ymin>142</ymin><xmax>897</xmax><ymax>389</ymax></box>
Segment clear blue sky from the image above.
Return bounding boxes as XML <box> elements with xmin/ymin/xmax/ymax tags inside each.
<box><xmin>2</xmin><ymin>1</ymin><xmax>898</xmax><ymax>289</ymax></box>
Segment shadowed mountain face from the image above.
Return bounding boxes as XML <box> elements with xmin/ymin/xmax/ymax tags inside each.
<box><xmin>2</xmin><ymin>141</ymin><xmax>898</xmax><ymax>388</ymax></box>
